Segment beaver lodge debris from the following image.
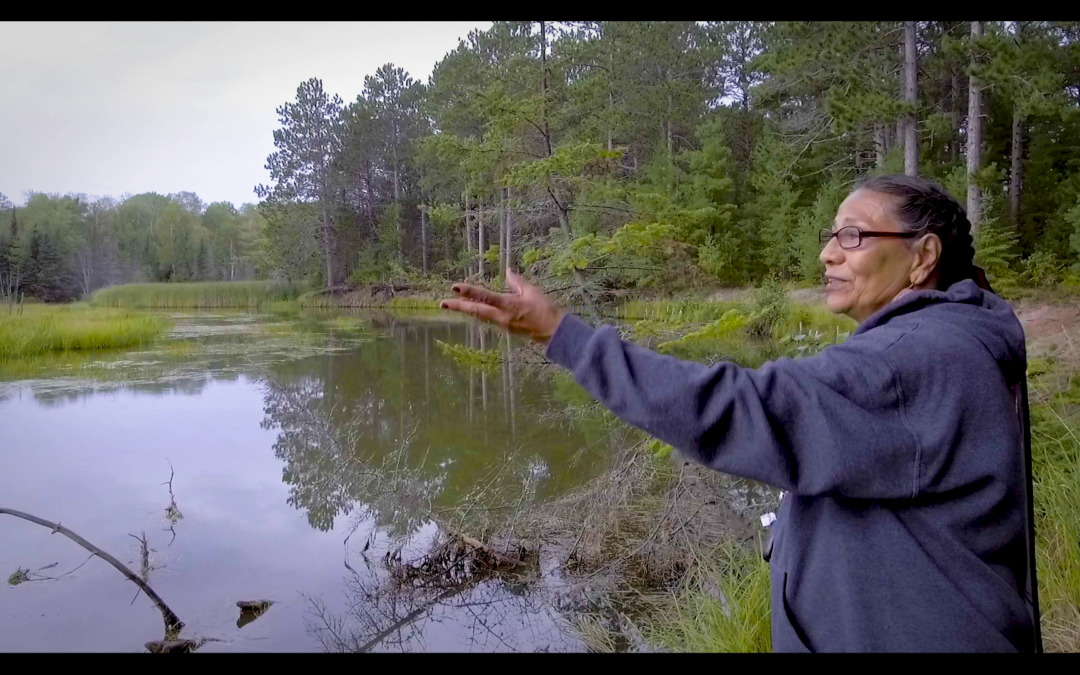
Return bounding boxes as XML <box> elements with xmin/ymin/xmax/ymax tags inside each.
<box><xmin>7</xmin><ymin>568</ymin><xmax>31</xmax><ymax>586</ymax></box>
<box><xmin>144</xmin><ymin>637</ymin><xmax>224</xmax><ymax>653</ymax></box>
<box><xmin>144</xmin><ymin>639</ymin><xmax>199</xmax><ymax>653</ymax></box>
<box><xmin>236</xmin><ymin>600</ymin><xmax>274</xmax><ymax>628</ymax></box>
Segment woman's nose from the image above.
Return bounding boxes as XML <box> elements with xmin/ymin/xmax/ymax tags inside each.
<box><xmin>820</xmin><ymin>238</ymin><xmax>843</xmax><ymax>266</ymax></box>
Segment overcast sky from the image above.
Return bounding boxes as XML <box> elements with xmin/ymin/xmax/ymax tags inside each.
<box><xmin>0</xmin><ymin>21</ymin><xmax>490</xmax><ymax>208</ymax></box>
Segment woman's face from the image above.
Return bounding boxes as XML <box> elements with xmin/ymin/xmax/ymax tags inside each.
<box><xmin>820</xmin><ymin>189</ymin><xmax>918</xmax><ymax>322</ymax></box>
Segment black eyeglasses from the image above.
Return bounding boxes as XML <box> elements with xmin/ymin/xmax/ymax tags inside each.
<box><xmin>820</xmin><ymin>226</ymin><xmax>918</xmax><ymax>250</ymax></box>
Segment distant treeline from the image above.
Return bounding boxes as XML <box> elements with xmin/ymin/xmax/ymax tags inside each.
<box><xmin>0</xmin><ymin>192</ymin><xmax>263</xmax><ymax>303</ymax></box>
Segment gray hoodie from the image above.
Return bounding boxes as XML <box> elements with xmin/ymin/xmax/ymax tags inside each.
<box><xmin>545</xmin><ymin>280</ymin><xmax>1038</xmax><ymax>652</ymax></box>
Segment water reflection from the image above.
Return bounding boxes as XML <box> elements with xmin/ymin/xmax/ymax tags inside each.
<box><xmin>261</xmin><ymin>319</ymin><xmax>599</xmax><ymax>537</ymax></box>
<box><xmin>0</xmin><ymin>310</ymin><xmax>604</xmax><ymax>652</ymax></box>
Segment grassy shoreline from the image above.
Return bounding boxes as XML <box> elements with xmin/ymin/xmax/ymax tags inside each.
<box><xmin>0</xmin><ymin>303</ymin><xmax>171</xmax><ymax>362</ymax></box>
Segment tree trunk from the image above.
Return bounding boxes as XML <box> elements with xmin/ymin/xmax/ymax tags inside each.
<box><xmin>967</xmin><ymin>21</ymin><xmax>984</xmax><ymax>232</ymax></box>
<box><xmin>320</xmin><ymin>199</ymin><xmax>336</xmax><ymax>288</ymax></box>
<box><xmin>393</xmin><ymin>137</ymin><xmax>403</xmax><ymax>266</ymax></box>
<box><xmin>420</xmin><ymin>202</ymin><xmax>428</xmax><ymax>275</ymax></box>
<box><xmin>498</xmin><ymin>189</ymin><xmax>507</xmax><ymax>277</ymax></box>
<box><xmin>666</xmin><ymin>88</ymin><xmax>674</xmax><ymax>162</ymax></box>
<box><xmin>464</xmin><ymin>191</ymin><xmax>473</xmax><ymax>277</ymax></box>
<box><xmin>505</xmin><ymin>186</ymin><xmax>514</xmax><ymax>271</ymax></box>
<box><xmin>875</xmin><ymin>125</ymin><xmax>887</xmax><ymax>168</ymax></box>
<box><xmin>903</xmin><ymin>21</ymin><xmax>920</xmax><ymax>177</ymax></box>
<box><xmin>950</xmin><ymin>67</ymin><xmax>961</xmax><ymax>163</ymax></box>
<box><xmin>540</xmin><ymin>21</ymin><xmax>553</xmax><ymax>158</ymax></box>
<box><xmin>608</xmin><ymin>89</ymin><xmax>615</xmax><ymax>151</ymax></box>
<box><xmin>607</xmin><ymin>22</ymin><xmax>615</xmax><ymax>151</ymax></box>
<box><xmin>1009</xmin><ymin>104</ymin><xmax>1025</xmax><ymax>225</ymax></box>
<box><xmin>477</xmin><ymin>198</ymin><xmax>486</xmax><ymax>279</ymax></box>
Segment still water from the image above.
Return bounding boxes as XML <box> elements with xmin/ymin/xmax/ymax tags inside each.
<box><xmin>0</xmin><ymin>310</ymin><xmax>610</xmax><ymax>652</ymax></box>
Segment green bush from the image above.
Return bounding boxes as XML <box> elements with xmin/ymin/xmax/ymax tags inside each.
<box><xmin>747</xmin><ymin>277</ymin><xmax>790</xmax><ymax>338</ymax></box>
<box><xmin>1022</xmin><ymin>251</ymin><xmax>1066</xmax><ymax>288</ymax></box>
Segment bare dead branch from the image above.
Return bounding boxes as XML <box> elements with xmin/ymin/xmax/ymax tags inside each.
<box><xmin>0</xmin><ymin>507</ymin><xmax>183</xmax><ymax>634</ymax></box>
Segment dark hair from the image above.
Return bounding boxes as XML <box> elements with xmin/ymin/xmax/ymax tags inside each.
<box><xmin>854</xmin><ymin>174</ymin><xmax>989</xmax><ymax>292</ymax></box>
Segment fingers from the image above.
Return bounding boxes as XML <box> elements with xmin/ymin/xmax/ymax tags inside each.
<box><xmin>440</xmin><ymin>298</ymin><xmax>511</xmax><ymax>327</ymax></box>
<box><xmin>451</xmin><ymin>283</ymin><xmax>510</xmax><ymax>309</ymax></box>
<box><xmin>506</xmin><ymin>268</ymin><xmax>524</xmax><ymax>295</ymax></box>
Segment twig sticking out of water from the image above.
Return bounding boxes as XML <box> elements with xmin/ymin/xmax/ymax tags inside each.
<box><xmin>0</xmin><ymin>507</ymin><xmax>184</xmax><ymax>634</ymax></box>
<box><xmin>162</xmin><ymin>459</ymin><xmax>182</xmax><ymax>545</ymax></box>
<box><xmin>129</xmin><ymin>531</ymin><xmax>152</xmax><ymax>582</ymax></box>
<box><xmin>126</xmin><ymin>531</ymin><xmax>157</xmax><ymax>606</ymax></box>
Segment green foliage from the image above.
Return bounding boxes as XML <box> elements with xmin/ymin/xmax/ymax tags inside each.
<box><xmin>434</xmin><ymin>338</ymin><xmax>502</xmax><ymax>371</ymax></box>
<box><xmin>657</xmin><ymin>309</ymin><xmax>749</xmax><ymax>353</ymax></box>
<box><xmin>696</xmin><ymin>233</ymin><xmax>743</xmax><ymax>285</ymax></box>
<box><xmin>747</xmin><ymin>277</ymin><xmax>790</xmax><ymax>338</ymax></box>
<box><xmin>647</xmin><ymin>438</ymin><xmax>675</xmax><ymax>460</ymax></box>
<box><xmin>975</xmin><ymin>217</ymin><xmax>1021</xmax><ymax>290</ymax></box>
<box><xmin>1022</xmin><ymin>250</ymin><xmax>1066</xmax><ymax>288</ymax></box>
<box><xmin>429</xmin><ymin>203</ymin><xmax>462</xmax><ymax>232</ymax></box>
<box><xmin>794</xmin><ymin>179</ymin><xmax>848</xmax><ymax>282</ymax></box>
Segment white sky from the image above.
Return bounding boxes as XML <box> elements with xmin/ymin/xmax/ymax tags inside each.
<box><xmin>0</xmin><ymin>21</ymin><xmax>490</xmax><ymax>208</ymax></box>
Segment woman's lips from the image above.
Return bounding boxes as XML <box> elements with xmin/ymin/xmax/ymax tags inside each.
<box><xmin>825</xmin><ymin>277</ymin><xmax>849</xmax><ymax>290</ymax></box>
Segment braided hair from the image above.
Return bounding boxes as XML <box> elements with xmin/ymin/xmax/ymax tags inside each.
<box><xmin>855</xmin><ymin>174</ymin><xmax>993</xmax><ymax>293</ymax></box>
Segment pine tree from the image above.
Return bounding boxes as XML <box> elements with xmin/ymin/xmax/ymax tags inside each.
<box><xmin>256</xmin><ymin>78</ymin><xmax>345</xmax><ymax>288</ymax></box>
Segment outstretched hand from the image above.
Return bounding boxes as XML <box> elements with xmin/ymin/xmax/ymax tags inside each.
<box><xmin>441</xmin><ymin>268</ymin><xmax>566</xmax><ymax>344</ymax></box>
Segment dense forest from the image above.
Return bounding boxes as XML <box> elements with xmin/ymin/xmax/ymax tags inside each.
<box><xmin>4</xmin><ymin>21</ymin><xmax>1080</xmax><ymax>302</ymax></box>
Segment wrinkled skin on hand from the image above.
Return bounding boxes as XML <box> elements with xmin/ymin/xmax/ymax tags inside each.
<box><xmin>440</xmin><ymin>268</ymin><xmax>566</xmax><ymax>344</ymax></box>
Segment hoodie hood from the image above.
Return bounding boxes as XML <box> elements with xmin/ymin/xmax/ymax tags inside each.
<box><xmin>856</xmin><ymin>279</ymin><xmax>1028</xmax><ymax>387</ymax></box>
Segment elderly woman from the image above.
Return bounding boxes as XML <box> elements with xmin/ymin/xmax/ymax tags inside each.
<box><xmin>441</xmin><ymin>174</ymin><xmax>1041</xmax><ymax>653</ymax></box>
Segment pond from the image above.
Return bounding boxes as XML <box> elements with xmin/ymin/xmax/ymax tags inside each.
<box><xmin>0</xmin><ymin>310</ymin><xmax>615</xmax><ymax>652</ymax></box>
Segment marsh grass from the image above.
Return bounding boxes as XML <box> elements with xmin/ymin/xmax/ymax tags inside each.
<box><xmin>642</xmin><ymin>544</ymin><xmax>773</xmax><ymax>653</ymax></box>
<box><xmin>1028</xmin><ymin>356</ymin><xmax>1080</xmax><ymax>652</ymax></box>
<box><xmin>0</xmin><ymin>304</ymin><xmax>170</xmax><ymax>361</ymax></box>
<box><xmin>92</xmin><ymin>281</ymin><xmax>302</xmax><ymax>308</ymax></box>
<box><xmin>622</xmin><ymin>290</ymin><xmax>855</xmax><ymax>368</ymax></box>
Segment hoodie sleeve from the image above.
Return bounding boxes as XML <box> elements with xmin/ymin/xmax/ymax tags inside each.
<box><xmin>546</xmin><ymin>314</ymin><xmax>922</xmax><ymax>499</ymax></box>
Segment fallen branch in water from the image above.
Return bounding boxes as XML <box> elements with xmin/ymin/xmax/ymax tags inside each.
<box><xmin>452</xmin><ymin>532</ymin><xmax>525</xmax><ymax>568</ymax></box>
<box><xmin>0</xmin><ymin>507</ymin><xmax>184</xmax><ymax>634</ymax></box>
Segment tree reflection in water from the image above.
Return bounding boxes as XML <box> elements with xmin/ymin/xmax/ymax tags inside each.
<box><xmin>257</xmin><ymin>319</ymin><xmax>597</xmax><ymax>651</ymax></box>
<box><xmin>304</xmin><ymin>531</ymin><xmax>577</xmax><ymax>653</ymax></box>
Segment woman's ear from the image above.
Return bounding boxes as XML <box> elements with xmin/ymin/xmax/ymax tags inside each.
<box><xmin>910</xmin><ymin>233</ymin><xmax>942</xmax><ymax>286</ymax></box>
